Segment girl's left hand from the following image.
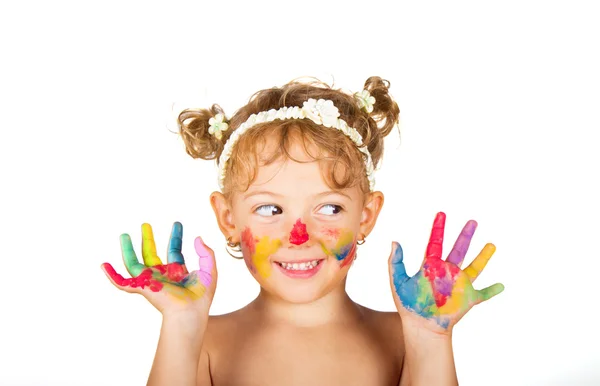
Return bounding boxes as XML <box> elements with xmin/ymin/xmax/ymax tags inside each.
<box><xmin>388</xmin><ymin>212</ymin><xmax>504</xmax><ymax>335</ymax></box>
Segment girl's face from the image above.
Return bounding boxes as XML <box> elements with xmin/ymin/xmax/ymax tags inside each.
<box><xmin>212</xmin><ymin>139</ymin><xmax>383</xmax><ymax>304</ymax></box>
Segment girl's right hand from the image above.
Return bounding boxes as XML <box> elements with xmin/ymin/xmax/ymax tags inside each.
<box><xmin>101</xmin><ymin>222</ymin><xmax>217</xmax><ymax>320</ymax></box>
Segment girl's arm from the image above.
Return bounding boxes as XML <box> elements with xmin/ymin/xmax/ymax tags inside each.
<box><xmin>147</xmin><ymin>313</ymin><xmax>209</xmax><ymax>386</ymax></box>
<box><xmin>398</xmin><ymin>322</ymin><xmax>457</xmax><ymax>386</ymax></box>
<box><xmin>389</xmin><ymin>213</ymin><xmax>504</xmax><ymax>386</ymax></box>
<box><xmin>101</xmin><ymin>223</ymin><xmax>218</xmax><ymax>386</ymax></box>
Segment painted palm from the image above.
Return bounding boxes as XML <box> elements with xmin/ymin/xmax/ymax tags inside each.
<box><xmin>390</xmin><ymin>212</ymin><xmax>504</xmax><ymax>331</ymax></box>
<box><xmin>101</xmin><ymin>222</ymin><xmax>216</xmax><ymax>313</ymax></box>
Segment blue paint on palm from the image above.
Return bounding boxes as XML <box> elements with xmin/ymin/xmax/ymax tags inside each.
<box><xmin>390</xmin><ymin>242</ymin><xmax>450</xmax><ymax>329</ymax></box>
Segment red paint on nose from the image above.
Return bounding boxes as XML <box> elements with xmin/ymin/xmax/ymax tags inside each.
<box><xmin>290</xmin><ymin>219</ymin><xmax>309</xmax><ymax>245</ymax></box>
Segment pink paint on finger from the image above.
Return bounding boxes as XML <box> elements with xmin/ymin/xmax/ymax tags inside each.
<box><xmin>194</xmin><ymin>237</ymin><xmax>213</xmax><ymax>287</ymax></box>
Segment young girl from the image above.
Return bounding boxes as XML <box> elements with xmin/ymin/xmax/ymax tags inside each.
<box><xmin>101</xmin><ymin>76</ymin><xmax>504</xmax><ymax>386</ymax></box>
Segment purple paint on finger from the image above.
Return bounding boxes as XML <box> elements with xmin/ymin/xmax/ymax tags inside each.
<box><xmin>446</xmin><ymin>220</ymin><xmax>477</xmax><ymax>266</ymax></box>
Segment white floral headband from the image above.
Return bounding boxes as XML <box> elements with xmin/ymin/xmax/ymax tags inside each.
<box><xmin>211</xmin><ymin>90</ymin><xmax>377</xmax><ymax>190</ymax></box>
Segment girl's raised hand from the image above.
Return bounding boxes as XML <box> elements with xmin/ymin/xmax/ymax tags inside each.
<box><xmin>101</xmin><ymin>222</ymin><xmax>217</xmax><ymax>318</ymax></box>
<box><xmin>388</xmin><ymin>212</ymin><xmax>504</xmax><ymax>334</ymax></box>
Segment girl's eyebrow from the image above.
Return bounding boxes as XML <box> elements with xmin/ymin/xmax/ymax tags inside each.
<box><xmin>243</xmin><ymin>190</ymin><xmax>351</xmax><ymax>200</ymax></box>
<box><xmin>243</xmin><ymin>190</ymin><xmax>284</xmax><ymax>199</ymax></box>
<box><xmin>315</xmin><ymin>191</ymin><xmax>352</xmax><ymax>200</ymax></box>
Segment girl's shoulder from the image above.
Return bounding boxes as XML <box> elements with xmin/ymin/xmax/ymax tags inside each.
<box><xmin>357</xmin><ymin>305</ymin><xmax>404</xmax><ymax>336</ymax></box>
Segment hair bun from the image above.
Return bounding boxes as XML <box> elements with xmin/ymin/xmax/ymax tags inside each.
<box><xmin>178</xmin><ymin>104</ymin><xmax>228</xmax><ymax>160</ymax></box>
<box><xmin>363</xmin><ymin>76</ymin><xmax>400</xmax><ymax>137</ymax></box>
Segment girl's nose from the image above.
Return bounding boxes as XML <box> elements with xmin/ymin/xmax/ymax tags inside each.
<box><xmin>289</xmin><ymin>218</ymin><xmax>309</xmax><ymax>246</ymax></box>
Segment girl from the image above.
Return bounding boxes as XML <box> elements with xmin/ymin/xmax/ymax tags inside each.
<box><xmin>101</xmin><ymin>76</ymin><xmax>504</xmax><ymax>386</ymax></box>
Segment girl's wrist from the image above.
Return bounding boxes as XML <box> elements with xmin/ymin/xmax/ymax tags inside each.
<box><xmin>401</xmin><ymin>314</ymin><xmax>453</xmax><ymax>343</ymax></box>
<box><xmin>161</xmin><ymin>311</ymin><xmax>209</xmax><ymax>338</ymax></box>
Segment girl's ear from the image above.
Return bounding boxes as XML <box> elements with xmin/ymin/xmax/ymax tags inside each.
<box><xmin>210</xmin><ymin>191</ymin><xmax>237</xmax><ymax>241</ymax></box>
<box><xmin>359</xmin><ymin>191</ymin><xmax>384</xmax><ymax>237</ymax></box>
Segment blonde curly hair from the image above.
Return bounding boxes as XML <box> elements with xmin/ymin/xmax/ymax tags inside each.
<box><xmin>178</xmin><ymin>76</ymin><xmax>400</xmax><ymax>199</ymax></box>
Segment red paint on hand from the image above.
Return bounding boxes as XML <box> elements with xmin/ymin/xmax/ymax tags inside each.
<box><xmin>423</xmin><ymin>257</ymin><xmax>461</xmax><ymax>308</ymax></box>
<box><xmin>290</xmin><ymin>219</ymin><xmax>309</xmax><ymax>245</ymax></box>
<box><xmin>103</xmin><ymin>263</ymin><xmax>164</xmax><ymax>292</ymax></box>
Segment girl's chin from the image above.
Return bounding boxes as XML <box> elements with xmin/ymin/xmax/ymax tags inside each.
<box><xmin>269</xmin><ymin>287</ymin><xmax>327</xmax><ymax>305</ymax></box>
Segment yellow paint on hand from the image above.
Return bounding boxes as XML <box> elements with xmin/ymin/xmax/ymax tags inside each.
<box><xmin>141</xmin><ymin>223</ymin><xmax>163</xmax><ymax>266</ymax></box>
<box><xmin>464</xmin><ymin>243</ymin><xmax>495</xmax><ymax>281</ymax></box>
<box><xmin>438</xmin><ymin>275</ymin><xmax>469</xmax><ymax>314</ymax></box>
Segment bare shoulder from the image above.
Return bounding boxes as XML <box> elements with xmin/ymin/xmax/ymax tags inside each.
<box><xmin>204</xmin><ymin>307</ymin><xmax>251</xmax><ymax>349</ymax></box>
<box><xmin>358</xmin><ymin>304</ymin><xmax>402</xmax><ymax>327</ymax></box>
<box><xmin>357</xmin><ymin>305</ymin><xmax>405</xmax><ymax>353</ymax></box>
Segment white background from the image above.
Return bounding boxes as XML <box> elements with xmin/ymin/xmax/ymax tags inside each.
<box><xmin>1</xmin><ymin>1</ymin><xmax>598</xmax><ymax>385</ymax></box>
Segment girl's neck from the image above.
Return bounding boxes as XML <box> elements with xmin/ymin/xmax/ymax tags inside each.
<box><xmin>249</xmin><ymin>280</ymin><xmax>365</xmax><ymax>328</ymax></box>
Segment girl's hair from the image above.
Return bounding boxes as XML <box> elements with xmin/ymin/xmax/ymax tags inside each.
<box><xmin>178</xmin><ymin>76</ymin><xmax>400</xmax><ymax>199</ymax></box>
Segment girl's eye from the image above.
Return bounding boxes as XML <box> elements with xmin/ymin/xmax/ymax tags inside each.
<box><xmin>255</xmin><ymin>204</ymin><xmax>283</xmax><ymax>217</ymax></box>
<box><xmin>318</xmin><ymin>204</ymin><xmax>343</xmax><ymax>216</ymax></box>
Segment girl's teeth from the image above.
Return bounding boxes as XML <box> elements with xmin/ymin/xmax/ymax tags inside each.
<box><xmin>279</xmin><ymin>260</ymin><xmax>319</xmax><ymax>270</ymax></box>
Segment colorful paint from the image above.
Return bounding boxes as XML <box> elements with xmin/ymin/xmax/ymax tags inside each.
<box><xmin>241</xmin><ymin>227</ymin><xmax>281</xmax><ymax>279</ymax></box>
<box><xmin>320</xmin><ymin>229</ymin><xmax>356</xmax><ymax>267</ymax></box>
<box><xmin>391</xmin><ymin>212</ymin><xmax>504</xmax><ymax>330</ymax></box>
<box><xmin>322</xmin><ymin>228</ymin><xmax>341</xmax><ymax>239</ymax></box>
<box><xmin>289</xmin><ymin>219</ymin><xmax>309</xmax><ymax>245</ymax></box>
<box><xmin>102</xmin><ymin>222</ymin><xmax>212</xmax><ymax>301</ymax></box>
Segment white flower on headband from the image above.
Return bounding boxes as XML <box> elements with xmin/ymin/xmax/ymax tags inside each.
<box><xmin>355</xmin><ymin>90</ymin><xmax>376</xmax><ymax>113</ymax></box>
<box><xmin>303</xmin><ymin>99</ymin><xmax>340</xmax><ymax>127</ymax></box>
<box><xmin>208</xmin><ymin>113</ymin><xmax>229</xmax><ymax>140</ymax></box>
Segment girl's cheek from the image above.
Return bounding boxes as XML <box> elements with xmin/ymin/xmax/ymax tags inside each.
<box><xmin>241</xmin><ymin>226</ymin><xmax>282</xmax><ymax>280</ymax></box>
<box><xmin>241</xmin><ymin>227</ymin><xmax>257</xmax><ymax>275</ymax></box>
<box><xmin>319</xmin><ymin>228</ymin><xmax>357</xmax><ymax>268</ymax></box>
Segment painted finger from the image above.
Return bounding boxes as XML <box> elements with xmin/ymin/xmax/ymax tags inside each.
<box><xmin>476</xmin><ymin>282</ymin><xmax>505</xmax><ymax>304</ymax></box>
<box><xmin>389</xmin><ymin>242</ymin><xmax>409</xmax><ymax>284</ymax></box>
<box><xmin>194</xmin><ymin>236</ymin><xmax>216</xmax><ymax>289</ymax></box>
<box><xmin>446</xmin><ymin>220</ymin><xmax>477</xmax><ymax>267</ymax></box>
<box><xmin>167</xmin><ymin>221</ymin><xmax>185</xmax><ymax>265</ymax></box>
<box><xmin>101</xmin><ymin>263</ymin><xmax>146</xmax><ymax>294</ymax></box>
<box><xmin>120</xmin><ymin>234</ymin><xmax>146</xmax><ymax>277</ymax></box>
<box><xmin>464</xmin><ymin>243</ymin><xmax>496</xmax><ymax>282</ymax></box>
<box><xmin>181</xmin><ymin>237</ymin><xmax>217</xmax><ymax>300</ymax></box>
<box><xmin>102</xmin><ymin>262</ymin><xmax>164</xmax><ymax>293</ymax></box>
<box><xmin>425</xmin><ymin>212</ymin><xmax>446</xmax><ymax>260</ymax></box>
<box><xmin>142</xmin><ymin>223</ymin><xmax>163</xmax><ymax>266</ymax></box>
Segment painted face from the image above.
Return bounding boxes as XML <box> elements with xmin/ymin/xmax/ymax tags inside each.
<box><xmin>231</xmin><ymin>140</ymin><xmax>366</xmax><ymax>296</ymax></box>
<box><xmin>241</xmin><ymin>227</ymin><xmax>282</xmax><ymax>279</ymax></box>
<box><xmin>319</xmin><ymin>228</ymin><xmax>357</xmax><ymax>268</ymax></box>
